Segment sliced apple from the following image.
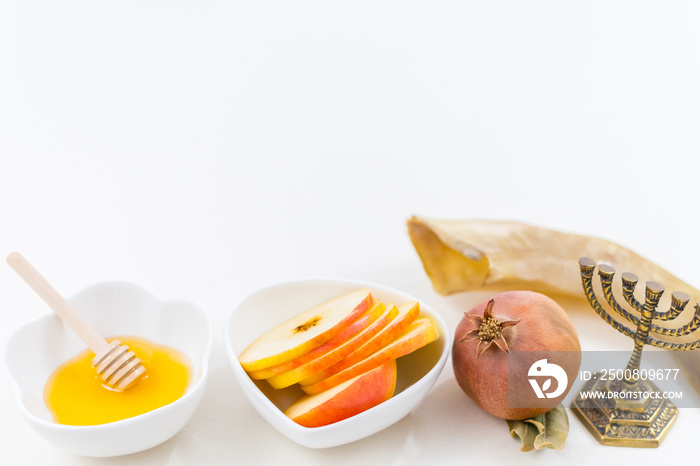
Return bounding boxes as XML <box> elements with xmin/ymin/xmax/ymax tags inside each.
<box><xmin>266</xmin><ymin>303</ymin><xmax>399</xmax><ymax>389</ymax></box>
<box><xmin>300</xmin><ymin>317</ymin><xmax>439</xmax><ymax>395</ymax></box>
<box><xmin>238</xmin><ymin>289</ymin><xmax>372</xmax><ymax>372</ymax></box>
<box><xmin>284</xmin><ymin>359</ymin><xmax>397</xmax><ymax>427</ymax></box>
<box><xmin>299</xmin><ymin>301</ymin><xmax>420</xmax><ymax>386</ymax></box>
<box><xmin>248</xmin><ymin>301</ymin><xmax>387</xmax><ymax>380</ymax></box>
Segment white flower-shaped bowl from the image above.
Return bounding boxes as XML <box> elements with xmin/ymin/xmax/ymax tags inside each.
<box><xmin>4</xmin><ymin>281</ymin><xmax>213</xmax><ymax>457</ymax></box>
<box><xmin>225</xmin><ymin>278</ymin><xmax>451</xmax><ymax>449</ymax></box>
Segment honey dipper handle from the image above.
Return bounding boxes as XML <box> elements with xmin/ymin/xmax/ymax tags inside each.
<box><xmin>7</xmin><ymin>252</ymin><xmax>109</xmax><ymax>355</ymax></box>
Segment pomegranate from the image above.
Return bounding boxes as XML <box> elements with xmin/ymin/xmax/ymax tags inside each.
<box><xmin>452</xmin><ymin>291</ymin><xmax>580</xmax><ymax>420</ymax></box>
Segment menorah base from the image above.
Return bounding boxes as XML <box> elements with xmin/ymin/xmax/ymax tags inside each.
<box><xmin>571</xmin><ymin>374</ymin><xmax>678</xmax><ymax>448</ymax></box>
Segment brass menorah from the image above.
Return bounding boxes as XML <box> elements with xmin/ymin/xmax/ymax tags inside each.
<box><xmin>571</xmin><ymin>257</ymin><xmax>700</xmax><ymax>447</ymax></box>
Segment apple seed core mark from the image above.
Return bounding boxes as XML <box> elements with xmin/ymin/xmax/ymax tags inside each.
<box><xmin>294</xmin><ymin>316</ymin><xmax>321</xmax><ymax>334</ymax></box>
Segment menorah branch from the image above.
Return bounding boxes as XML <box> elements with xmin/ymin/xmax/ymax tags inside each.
<box><xmin>647</xmin><ymin>334</ymin><xmax>700</xmax><ymax>351</ymax></box>
<box><xmin>650</xmin><ymin>303</ymin><xmax>700</xmax><ymax>337</ymax></box>
<box><xmin>654</xmin><ymin>291</ymin><xmax>690</xmax><ymax>321</ymax></box>
<box><xmin>578</xmin><ymin>257</ymin><xmax>636</xmax><ymax>340</ymax></box>
<box><xmin>598</xmin><ymin>264</ymin><xmax>641</xmax><ymax>327</ymax></box>
<box><xmin>621</xmin><ymin>272</ymin><xmax>643</xmax><ymax>313</ymax></box>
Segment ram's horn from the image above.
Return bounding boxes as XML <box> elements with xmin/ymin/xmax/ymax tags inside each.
<box><xmin>407</xmin><ymin>216</ymin><xmax>695</xmax><ymax>299</ymax></box>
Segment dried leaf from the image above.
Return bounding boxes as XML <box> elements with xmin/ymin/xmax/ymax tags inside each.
<box><xmin>507</xmin><ymin>406</ymin><xmax>569</xmax><ymax>452</ymax></box>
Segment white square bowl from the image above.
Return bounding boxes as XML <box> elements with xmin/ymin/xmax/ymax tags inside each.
<box><xmin>224</xmin><ymin>278</ymin><xmax>451</xmax><ymax>448</ymax></box>
<box><xmin>4</xmin><ymin>281</ymin><xmax>213</xmax><ymax>457</ymax></box>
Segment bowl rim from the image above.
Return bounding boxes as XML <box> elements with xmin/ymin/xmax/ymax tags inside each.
<box><xmin>3</xmin><ymin>280</ymin><xmax>214</xmax><ymax>432</ymax></box>
<box><xmin>224</xmin><ymin>276</ymin><xmax>452</xmax><ymax>435</ymax></box>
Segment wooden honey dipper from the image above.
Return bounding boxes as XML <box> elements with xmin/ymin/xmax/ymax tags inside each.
<box><xmin>7</xmin><ymin>252</ymin><xmax>147</xmax><ymax>391</ymax></box>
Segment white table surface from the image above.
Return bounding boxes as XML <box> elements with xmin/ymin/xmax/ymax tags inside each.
<box><xmin>2</xmin><ymin>1</ymin><xmax>700</xmax><ymax>464</ymax></box>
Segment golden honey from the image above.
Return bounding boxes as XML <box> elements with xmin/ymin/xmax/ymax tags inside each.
<box><xmin>44</xmin><ymin>336</ymin><xmax>191</xmax><ymax>426</ymax></box>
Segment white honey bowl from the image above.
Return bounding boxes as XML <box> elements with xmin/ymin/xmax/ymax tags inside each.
<box><xmin>4</xmin><ymin>281</ymin><xmax>213</xmax><ymax>457</ymax></box>
<box><xmin>225</xmin><ymin>278</ymin><xmax>451</xmax><ymax>449</ymax></box>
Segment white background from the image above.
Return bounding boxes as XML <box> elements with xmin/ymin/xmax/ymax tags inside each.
<box><xmin>2</xmin><ymin>1</ymin><xmax>699</xmax><ymax>464</ymax></box>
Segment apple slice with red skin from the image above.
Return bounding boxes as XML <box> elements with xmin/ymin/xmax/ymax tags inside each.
<box><xmin>266</xmin><ymin>303</ymin><xmax>399</xmax><ymax>389</ymax></box>
<box><xmin>284</xmin><ymin>359</ymin><xmax>397</xmax><ymax>428</ymax></box>
<box><xmin>300</xmin><ymin>301</ymin><xmax>420</xmax><ymax>386</ymax></box>
<box><xmin>248</xmin><ymin>300</ymin><xmax>387</xmax><ymax>380</ymax></box>
<box><xmin>300</xmin><ymin>317</ymin><xmax>439</xmax><ymax>395</ymax></box>
<box><xmin>238</xmin><ymin>289</ymin><xmax>372</xmax><ymax>372</ymax></box>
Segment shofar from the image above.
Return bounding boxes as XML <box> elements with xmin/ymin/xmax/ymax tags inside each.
<box><xmin>407</xmin><ymin>216</ymin><xmax>695</xmax><ymax>298</ymax></box>
<box><xmin>407</xmin><ymin>216</ymin><xmax>700</xmax><ymax>392</ymax></box>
